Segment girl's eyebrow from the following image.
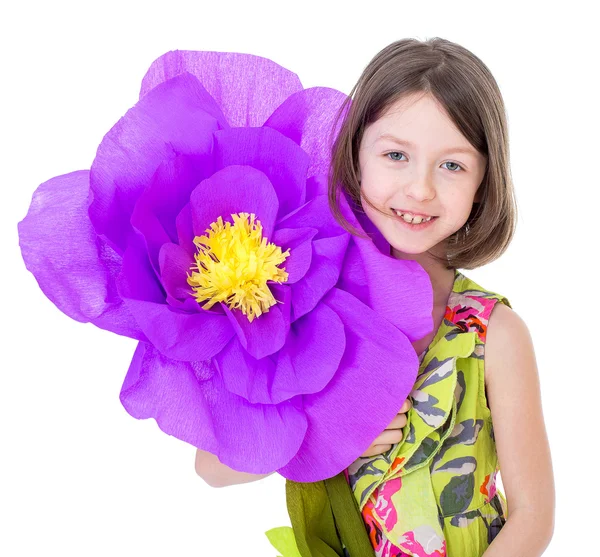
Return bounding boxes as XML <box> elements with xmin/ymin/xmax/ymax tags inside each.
<box><xmin>376</xmin><ymin>133</ymin><xmax>478</xmax><ymax>156</ymax></box>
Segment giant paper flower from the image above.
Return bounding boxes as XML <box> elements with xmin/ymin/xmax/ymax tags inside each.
<box><xmin>18</xmin><ymin>50</ymin><xmax>433</xmax><ymax>482</ymax></box>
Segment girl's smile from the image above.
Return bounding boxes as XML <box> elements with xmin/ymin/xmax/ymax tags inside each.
<box><xmin>391</xmin><ymin>209</ymin><xmax>439</xmax><ymax>229</ymax></box>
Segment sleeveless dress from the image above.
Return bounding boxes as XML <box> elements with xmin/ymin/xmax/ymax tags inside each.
<box><xmin>345</xmin><ymin>269</ymin><xmax>510</xmax><ymax>556</ymax></box>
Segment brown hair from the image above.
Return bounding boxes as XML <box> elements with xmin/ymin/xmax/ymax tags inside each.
<box><xmin>328</xmin><ymin>37</ymin><xmax>517</xmax><ymax>270</ymax></box>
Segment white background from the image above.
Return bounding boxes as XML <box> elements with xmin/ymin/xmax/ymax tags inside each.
<box><xmin>1</xmin><ymin>1</ymin><xmax>597</xmax><ymax>555</ymax></box>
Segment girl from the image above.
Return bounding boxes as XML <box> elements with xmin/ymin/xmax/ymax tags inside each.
<box><xmin>196</xmin><ymin>37</ymin><xmax>555</xmax><ymax>556</ymax></box>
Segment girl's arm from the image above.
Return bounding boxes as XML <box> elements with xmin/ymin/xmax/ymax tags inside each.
<box><xmin>195</xmin><ymin>449</ymin><xmax>274</xmax><ymax>488</ymax></box>
<box><xmin>482</xmin><ymin>303</ymin><xmax>555</xmax><ymax>556</ymax></box>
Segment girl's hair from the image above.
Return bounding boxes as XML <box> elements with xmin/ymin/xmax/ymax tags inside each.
<box><xmin>328</xmin><ymin>37</ymin><xmax>517</xmax><ymax>270</ymax></box>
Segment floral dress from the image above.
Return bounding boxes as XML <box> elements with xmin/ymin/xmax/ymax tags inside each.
<box><xmin>346</xmin><ymin>270</ymin><xmax>510</xmax><ymax>557</ymax></box>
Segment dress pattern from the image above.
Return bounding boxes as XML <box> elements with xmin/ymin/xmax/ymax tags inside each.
<box><xmin>346</xmin><ymin>270</ymin><xmax>510</xmax><ymax>556</ymax></box>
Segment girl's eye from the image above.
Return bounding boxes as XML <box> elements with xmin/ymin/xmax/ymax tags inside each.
<box><xmin>387</xmin><ymin>151</ymin><xmax>405</xmax><ymax>161</ymax></box>
<box><xmin>443</xmin><ymin>161</ymin><xmax>463</xmax><ymax>172</ymax></box>
<box><xmin>386</xmin><ymin>152</ymin><xmax>464</xmax><ymax>172</ymax></box>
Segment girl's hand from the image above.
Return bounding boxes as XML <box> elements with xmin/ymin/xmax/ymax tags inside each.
<box><xmin>359</xmin><ymin>398</ymin><xmax>412</xmax><ymax>458</ymax></box>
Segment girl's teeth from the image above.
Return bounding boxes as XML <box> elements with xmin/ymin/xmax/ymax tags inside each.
<box><xmin>396</xmin><ymin>211</ymin><xmax>433</xmax><ymax>224</ymax></box>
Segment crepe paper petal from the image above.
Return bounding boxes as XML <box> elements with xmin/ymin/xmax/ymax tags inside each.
<box><xmin>139</xmin><ymin>50</ymin><xmax>304</xmax><ymax>128</ymax></box>
<box><xmin>340</xmin><ymin>239</ymin><xmax>434</xmax><ymax>342</ymax></box>
<box><xmin>272</xmin><ymin>303</ymin><xmax>345</xmax><ymax>402</ymax></box>
<box><xmin>352</xmin><ymin>198</ymin><xmax>391</xmax><ymax>254</ymax></box>
<box><xmin>120</xmin><ymin>342</ymin><xmax>308</xmax><ymax>473</ymax></box>
<box><xmin>213</xmin><ymin>126</ymin><xmax>309</xmax><ymax>218</ymax></box>
<box><xmin>117</xmin><ymin>230</ymin><xmax>166</xmax><ymax>304</ymax></box>
<box><xmin>89</xmin><ymin>73</ymin><xmax>223</xmax><ymax>253</ymax></box>
<box><xmin>189</xmin><ymin>165</ymin><xmax>279</xmax><ymax>241</ymax></box>
<box><xmin>158</xmin><ymin>242</ymin><xmax>195</xmax><ymax>304</ymax></box>
<box><xmin>131</xmin><ymin>153</ymin><xmax>212</xmax><ymax>275</ymax></box>
<box><xmin>217</xmin><ymin>303</ymin><xmax>345</xmax><ymax>405</ymax></box>
<box><xmin>277</xmin><ymin>288</ymin><xmax>420</xmax><ymax>482</ymax></box>
<box><xmin>290</xmin><ymin>234</ymin><xmax>350</xmax><ymax>321</ymax></box>
<box><xmin>18</xmin><ymin>170</ymin><xmax>146</xmax><ymax>341</ymax></box>
<box><xmin>224</xmin><ymin>285</ymin><xmax>292</xmax><ymax>360</ymax></box>
<box><xmin>264</xmin><ymin>87</ymin><xmax>348</xmax><ymax>178</ymax></box>
<box><xmin>271</xmin><ymin>227</ymin><xmax>318</xmax><ymax>284</ymax></box>
<box><xmin>123</xmin><ymin>297</ymin><xmax>235</xmax><ymax>361</ymax></box>
<box><xmin>277</xmin><ymin>194</ymin><xmax>344</xmax><ymax>240</ymax></box>
<box><xmin>215</xmin><ymin>339</ymin><xmax>277</xmax><ymax>404</ymax></box>
<box><xmin>117</xmin><ymin>232</ymin><xmax>234</xmax><ymax>360</ymax></box>
<box><xmin>175</xmin><ymin>202</ymin><xmax>195</xmax><ymax>258</ymax></box>
<box><xmin>305</xmin><ymin>175</ymin><xmax>328</xmax><ymax>201</ymax></box>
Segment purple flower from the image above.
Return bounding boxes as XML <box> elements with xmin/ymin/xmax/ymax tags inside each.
<box><xmin>18</xmin><ymin>50</ymin><xmax>433</xmax><ymax>482</ymax></box>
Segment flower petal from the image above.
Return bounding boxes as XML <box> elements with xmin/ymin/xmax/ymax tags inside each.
<box><xmin>89</xmin><ymin>73</ymin><xmax>223</xmax><ymax>253</ymax></box>
<box><xmin>213</xmin><ymin>127</ymin><xmax>309</xmax><ymax>218</ymax></box>
<box><xmin>305</xmin><ymin>175</ymin><xmax>328</xmax><ymax>201</ymax></box>
<box><xmin>216</xmin><ymin>303</ymin><xmax>345</xmax><ymax>404</ymax></box>
<box><xmin>290</xmin><ymin>233</ymin><xmax>350</xmax><ymax>321</ymax></box>
<box><xmin>277</xmin><ymin>288</ymin><xmax>419</xmax><ymax>482</ymax></box>
<box><xmin>158</xmin><ymin>242</ymin><xmax>195</xmax><ymax>304</ymax></box>
<box><xmin>339</xmin><ymin>237</ymin><xmax>433</xmax><ymax>342</ymax></box>
<box><xmin>264</xmin><ymin>86</ymin><xmax>348</xmax><ymax>178</ymax></box>
<box><xmin>131</xmin><ymin>153</ymin><xmax>213</xmax><ymax>275</ymax></box>
<box><xmin>139</xmin><ymin>50</ymin><xmax>303</xmax><ymax>127</ymax></box>
<box><xmin>118</xmin><ymin>229</ymin><xmax>165</xmax><ymax>304</ymax></box>
<box><xmin>118</xmin><ymin>232</ymin><xmax>234</xmax><ymax>361</ymax></box>
<box><xmin>277</xmin><ymin>194</ymin><xmax>344</xmax><ymax>240</ymax></box>
<box><xmin>190</xmin><ymin>165</ymin><xmax>279</xmax><ymax>241</ymax></box>
<box><xmin>223</xmin><ymin>285</ymin><xmax>291</xmax><ymax>360</ymax></box>
<box><xmin>123</xmin><ymin>297</ymin><xmax>234</xmax><ymax>361</ymax></box>
<box><xmin>120</xmin><ymin>342</ymin><xmax>307</xmax><ymax>473</ymax></box>
<box><xmin>17</xmin><ymin>170</ymin><xmax>145</xmax><ymax>340</ymax></box>
<box><xmin>175</xmin><ymin>202</ymin><xmax>195</xmax><ymax>258</ymax></box>
<box><xmin>271</xmin><ymin>227</ymin><xmax>317</xmax><ymax>284</ymax></box>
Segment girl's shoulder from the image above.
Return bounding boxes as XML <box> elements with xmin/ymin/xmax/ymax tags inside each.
<box><xmin>454</xmin><ymin>271</ymin><xmax>536</xmax><ymax>392</ymax></box>
<box><xmin>485</xmin><ymin>299</ymin><xmax>533</xmax><ymax>382</ymax></box>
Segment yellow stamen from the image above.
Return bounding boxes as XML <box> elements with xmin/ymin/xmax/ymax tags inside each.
<box><xmin>187</xmin><ymin>212</ymin><xmax>290</xmax><ymax>322</ymax></box>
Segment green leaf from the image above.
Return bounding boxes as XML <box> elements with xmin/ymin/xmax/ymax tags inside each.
<box><xmin>265</xmin><ymin>526</ymin><xmax>302</xmax><ymax>557</ymax></box>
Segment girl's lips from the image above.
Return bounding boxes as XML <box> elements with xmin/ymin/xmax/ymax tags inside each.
<box><xmin>393</xmin><ymin>208</ymin><xmax>435</xmax><ymax>218</ymax></box>
<box><xmin>392</xmin><ymin>213</ymin><xmax>438</xmax><ymax>230</ymax></box>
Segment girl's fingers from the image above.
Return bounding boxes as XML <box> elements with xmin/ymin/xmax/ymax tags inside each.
<box><xmin>374</xmin><ymin>428</ymin><xmax>404</xmax><ymax>445</ymax></box>
<box><xmin>358</xmin><ymin>400</ymin><xmax>412</xmax><ymax>458</ymax></box>
<box><xmin>386</xmin><ymin>412</ymin><xmax>408</xmax><ymax>429</ymax></box>
<box><xmin>399</xmin><ymin>398</ymin><xmax>413</xmax><ymax>413</ymax></box>
<box><xmin>361</xmin><ymin>444</ymin><xmax>393</xmax><ymax>458</ymax></box>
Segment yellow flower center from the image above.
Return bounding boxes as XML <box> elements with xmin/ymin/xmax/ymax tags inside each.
<box><xmin>187</xmin><ymin>212</ymin><xmax>290</xmax><ymax>322</ymax></box>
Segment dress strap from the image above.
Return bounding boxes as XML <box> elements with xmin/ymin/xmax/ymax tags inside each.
<box><xmin>444</xmin><ymin>272</ymin><xmax>512</xmax><ymax>344</ymax></box>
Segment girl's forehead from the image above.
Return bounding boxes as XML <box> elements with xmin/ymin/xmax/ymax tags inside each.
<box><xmin>366</xmin><ymin>98</ymin><xmax>466</xmax><ymax>146</ymax></box>
<box><xmin>376</xmin><ymin>92</ymin><xmax>452</xmax><ymax>130</ymax></box>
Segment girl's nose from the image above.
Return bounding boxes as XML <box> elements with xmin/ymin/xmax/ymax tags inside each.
<box><xmin>405</xmin><ymin>175</ymin><xmax>436</xmax><ymax>202</ymax></box>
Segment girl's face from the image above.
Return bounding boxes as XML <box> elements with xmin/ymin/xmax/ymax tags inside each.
<box><xmin>358</xmin><ymin>92</ymin><xmax>487</xmax><ymax>260</ymax></box>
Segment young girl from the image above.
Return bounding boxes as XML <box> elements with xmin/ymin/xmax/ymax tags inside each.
<box><xmin>195</xmin><ymin>37</ymin><xmax>555</xmax><ymax>556</ymax></box>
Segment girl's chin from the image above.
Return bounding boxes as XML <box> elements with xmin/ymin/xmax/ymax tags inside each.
<box><xmin>390</xmin><ymin>240</ymin><xmax>447</xmax><ymax>260</ymax></box>
<box><xmin>390</xmin><ymin>245</ymin><xmax>432</xmax><ymax>259</ymax></box>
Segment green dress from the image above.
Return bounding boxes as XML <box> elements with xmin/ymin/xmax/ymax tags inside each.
<box><xmin>267</xmin><ymin>270</ymin><xmax>510</xmax><ymax>557</ymax></box>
